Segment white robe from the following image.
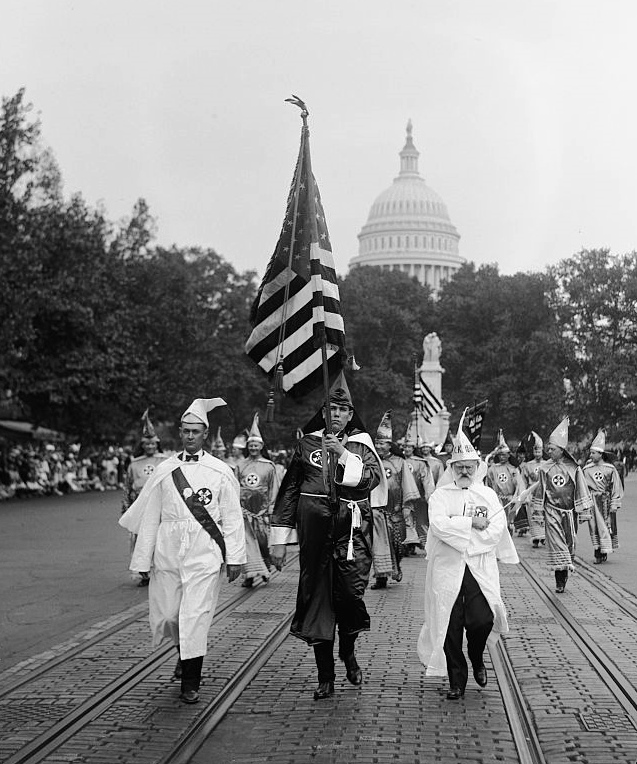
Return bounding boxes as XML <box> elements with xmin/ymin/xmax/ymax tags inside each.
<box><xmin>416</xmin><ymin>479</ymin><xmax>519</xmax><ymax>676</ymax></box>
<box><xmin>119</xmin><ymin>452</ymin><xmax>246</xmax><ymax>659</ymax></box>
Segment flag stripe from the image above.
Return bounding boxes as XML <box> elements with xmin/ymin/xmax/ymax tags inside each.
<box><xmin>245</xmin><ymin>123</ymin><xmax>346</xmax><ymax>397</ymax></box>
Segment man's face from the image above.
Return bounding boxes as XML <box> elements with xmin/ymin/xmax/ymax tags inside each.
<box><xmin>142</xmin><ymin>439</ymin><xmax>158</xmax><ymax>457</ymax></box>
<box><xmin>497</xmin><ymin>451</ymin><xmax>509</xmax><ymax>464</ymax></box>
<box><xmin>323</xmin><ymin>404</ymin><xmax>353</xmax><ymax>434</ymax></box>
<box><xmin>375</xmin><ymin>439</ymin><xmax>391</xmax><ymax>458</ymax></box>
<box><xmin>452</xmin><ymin>459</ymin><xmax>478</xmax><ymax>488</ymax></box>
<box><xmin>403</xmin><ymin>444</ymin><xmax>414</xmax><ymax>457</ymax></box>
<box><xmin>547</xmin><ymin>443</ymin><xmax>563</xmax><ymax>462</ymax></box>
<box><xmin>180</xmin><ymin>423</ymin><xmax>207</xmax><ymax>454</ymax></box>
<box><xmin>444</xmin><ymin>442</ymin><xmax>453</xmax><ymax>454</ymax></box>
<box><xmin>533</xmin><ymin>446</ymin><xmax>543</xmax><ymax>460</ymax></box>
<box><xmin>589</xmin><ymin>449</ymin><xmax>603</xmax><ymax>464</ymax></box>
<box><xmin>248</xmin><ymin>441</ymin><xmax>262</xmax><ymax>458</ymax></box>
<box><xmin>422</xmin><ymin>445</ymin><xmax>431</xmax><ymax>456</ymax></box>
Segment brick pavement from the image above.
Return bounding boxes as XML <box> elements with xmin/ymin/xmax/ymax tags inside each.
<box><xmin>4</xmin><ymin>530</ymin><xmax>637</xmax><ymax>763</ymax></box>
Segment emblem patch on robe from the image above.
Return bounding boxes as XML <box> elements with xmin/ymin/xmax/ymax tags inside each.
<box><xmin>551</xmin><ymin>473</ymin><xmax>566</xmax><ymax>487</ymax></box>
<box><xmin>197</xmin><ymin>488</ymin><xmax>213</xmax><ymax>505</ymax></box>
<box><xmin>497</xmin><ymin>472</ymin><xmax>508</xmax><ymax>483</ymax></box>
<box><xmin>244</xmin><ymin>473</ymin><xmax>261</xmax><ymax>488</ymax></box>
<box><xmin>593</xmin><ymin>470</ymin><xmax>604</xmax><ymax>481</ymax></box>
<box><xmin>407</xmin><ymin>462</ymin><xmax>414</xmax><ymax>473</ymax></box>
<box><xmin>143</xmin><ymin>464</ymin><xmax>155</xmax><ymax>476</ymax></box>
<box><xmin>309</xmin><ymin>449</ymin><xmax>323</xmax><ymax>467</ymax></box>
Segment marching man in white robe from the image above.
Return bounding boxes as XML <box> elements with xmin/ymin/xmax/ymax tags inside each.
<box><xmin>119</xmin><ymin>397</ymin><xmax>246</xmax><ymax>704</ymax></box>
<box><xmin>417</xmin><ymin>411</ymin><xmax>519</xmax><ymax>700</ymax></box>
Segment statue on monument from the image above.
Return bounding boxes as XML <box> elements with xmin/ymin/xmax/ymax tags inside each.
<box><xmin>422</xmin><ymin>332</ymin><xmax>441</xmax><ymax>364</ymax></box>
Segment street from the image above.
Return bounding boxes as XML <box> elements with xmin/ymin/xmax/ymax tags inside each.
<box><xmin>0</xmin><ymin>489</ymin><xmax>145</xmax><ymax>672</ymax></box>
<box><xmin>1</xmin><ymin>474</ymin><xmax>636</xmax><ymax>675</ymax></box>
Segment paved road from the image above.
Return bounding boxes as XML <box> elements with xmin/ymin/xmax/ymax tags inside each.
<box><xmin>1</xmin><ymin>472</ymin><xmax>636</xmax><ymax>675</ymax></box>
<box><xmin>0</xmin><ymin>489</ymin><xmax>145</xmax><ymax>672</ymax></box>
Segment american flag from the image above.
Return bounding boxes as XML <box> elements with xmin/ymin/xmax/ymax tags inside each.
<box><xmin>245</xmin><ymin>119</ymin><xmax>345</xmax><ymax>397</ymax></box>
<box><xmin>413</xmin><ymin>371</ymin><xmax>443</xmax><ymax>422</ymax></box>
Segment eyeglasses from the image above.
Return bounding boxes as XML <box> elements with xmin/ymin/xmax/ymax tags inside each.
<box><xmin>453</xmin><ymin>464</ymin><xmax>476</xmax><ymax>473</ymax></box>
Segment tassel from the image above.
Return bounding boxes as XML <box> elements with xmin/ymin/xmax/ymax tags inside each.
<box><xmin>265</xmin><ymin>390</ymin><xmax>275</xmax><ymax>422</ymax></box>
<box><xmin>274</xmin><ymin>362</ymin><xmax>285</xmax><ymax>392</ymax></box>
<box><xmin>347</xmin><ymin>354</ymin><xmax>361</xmax><ymax>371</ymax></box>
<box><xmin>346</xmin><ymin>502</ymin><xmax>361</xmax><ymax>561</ymax></box>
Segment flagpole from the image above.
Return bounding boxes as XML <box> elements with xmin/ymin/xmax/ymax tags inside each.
<box><xmin>289</xmin><ymin>97</ymin><xmax>336</xmax><ymax>502</ymax></box>
<box><xmin>413</xmin><ymin>354</ymin><xmax>422</xmax><ymax>449</ymax></box>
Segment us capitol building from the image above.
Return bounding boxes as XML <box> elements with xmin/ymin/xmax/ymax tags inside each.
<box><xmin>348</xmin><ymin>121</ymin><xmax>465</xmax><ymax>294</ymax></box>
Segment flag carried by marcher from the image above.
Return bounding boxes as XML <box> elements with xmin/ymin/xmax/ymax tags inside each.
<box><xmin>463</xmin><ymin>399</ymin><xmax>488</xmax><ymax>450</ymax></box>
<box><xmin>413</xmin><ymin>371</ymin><xmax>443</xmax><ymax>422</ymax></box>
<box><xmin>245</xmin><ymin>100</ymin><xmax>346</xmax><ymax>399</ymax></box>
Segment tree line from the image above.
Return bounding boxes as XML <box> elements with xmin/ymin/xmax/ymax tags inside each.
<box><xmin>1</xmin><ymin>89</ymin><xmax>636</xmax><ymax>450</ymax></box>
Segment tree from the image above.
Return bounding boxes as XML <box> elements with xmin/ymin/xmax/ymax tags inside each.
<box><xmin>548</xmin><ymin>249</ymin><xmax>637</xmax><ymax>440</ymax></box>
<box><xmin>437</xmin><ymin>263</ymin><xmax>566</xmax><ymax>444</ymax></box>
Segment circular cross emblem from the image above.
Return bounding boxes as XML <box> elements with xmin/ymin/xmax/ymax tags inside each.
<box><xmin>497</xmin><ymin>472</ymin><xmax>508</xmax><ymax>484</ymax></box>
<box><xmin>551</xmin><ymin>474</ymin><xmax>566</xmax><ymax>488</ymax></box>
<box><xmin>142</xmin><ymin>464</ymin><xmax>155</xmax><ymax>476</ymax></box>
<box><xmin>244</xmin><ymin>473</ymin><xmax>261</xmax><ymax>488</ymax></box>
<box><xmin>407</xmin><ymin>462</ymin><xmax>414</xmax><ymax>473</ymax></box>
<box><xmin>309</xmin><ymin>449</ymin><xmax>323</xmax><ymax>468</ymax></box>
<box><xmin>593</xmin><ymin>470</ymin><xmax>604</xmax><ymax>482</ymax></box>
<box><xmin>197</xmin><ymin>488</ymin><xmax>213</xmax><ymax>505</ymax></box>
<box><xmin>533</xmin><ymin>465</ymin><xmax>540</xmax><ymax>476</ymax></box>
<box><xmin>385</xmin><ymin>467</ymin><xmax>393</xmax><ymax>479</ymax></box>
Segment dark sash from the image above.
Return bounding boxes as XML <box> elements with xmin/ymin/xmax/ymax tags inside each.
<box><xmin>171</xmin><ymin>467</ymin><xmax>227</xmax><ymax>561</ymax></box>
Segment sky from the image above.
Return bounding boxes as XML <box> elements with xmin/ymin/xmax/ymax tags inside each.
<box><xmin>3</xmin><ymin>0</ymin><xmax>637</xmax><ymax>278</ymax></box>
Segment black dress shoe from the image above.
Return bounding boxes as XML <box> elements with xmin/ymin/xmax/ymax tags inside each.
<box><xmin>313</xmin><ymin>681</ymin><xmax>335</xmax><ymax>700</ymax></box>
<box><xmin>555</xmin><ymin>583</ymin><xmax>565</xmax><ymax>593</ymax></box>
<box><xmin>473</xmin><ymin>665</ymin><xmax>487</xmax><ymax>687</ymax></box>
<box><xmin>179</xmin><ymin>690</ymin><xmax>199</xmax><ymax>704</ymax></box>
<box><xmin>241</xmin><ymin>578</ymin><xmax>254</xmax><ymax>588</ymax></box>
<box><xmin>341</xmin><ymin>654</ymin><xmax>363</xmax><ymax>686</ymax></box>
<box><xmin>370</xmin><ymin>578</ymin><xmax>387</xmax><ymax>590</ymax></box>
<box><xmin>446</xmin><ymin>687</ymin><xmax>464</xmax><ymax>700</ymax></box>
<box><xmin>173</xmin><ymin>658</ymin><xmax>182</xmax><ymax>679</ymax></box>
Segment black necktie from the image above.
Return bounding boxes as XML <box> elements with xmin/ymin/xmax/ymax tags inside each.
<box><xmin>185</xmin><ymin>454</ymin><xmax>199</xmax><ymax>462</ymax></box>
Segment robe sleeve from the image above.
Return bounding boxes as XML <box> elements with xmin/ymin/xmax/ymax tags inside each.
<box><xmin>129</xmin><ymin>483</ymin><xmax>162</xmax><ymax>572</ymax></box>
<box><xmin>219</xmin><ymin>471</ymin><xmax>247</xmax><ymax>565</ymax></box>
<box><xmin>466</xmin><ymin>491</ymin><xmax>508</xmax><ymax>556</ymax></box>
<box><xmin>334</xmin><ymin>441</ymin><xmax>381</xmax><ymax>492</ymax></box>
<box><xmin>270</xmin><ymin>443</ymin><xmax>303</xmax><ymax>545</ymax></box>
<box><xmin>609</xmin><ymin>465</ymin><xmax>623</xmax><ymax>512</ymax></box>
<box><xmin>428</xmin><ymin>490</ymin><xmax>472</xmax><ymax>553</ymax></box>
<box><xmin>401</xmin><ymin>460</ymin><xmax>421</xmax><ymax>505</ymax></box>
<box><xmin>574</xmin><ymin>466</ymin><xmax>593</xmax><ymax>518</ymax></box>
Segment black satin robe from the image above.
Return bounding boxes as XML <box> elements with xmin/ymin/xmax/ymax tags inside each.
<box><xmin>272</xmin><ymin>429</ymin><xmax>381</xmax><ymax>644</ymax></box>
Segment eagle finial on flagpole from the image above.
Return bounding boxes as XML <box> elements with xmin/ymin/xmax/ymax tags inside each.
<box><xmin>285</xmin><ymin>94</ymin><xmax>309</xmax><ymax>118</ymax></box>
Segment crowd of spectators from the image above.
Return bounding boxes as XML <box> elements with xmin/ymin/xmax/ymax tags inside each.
<box><xmin>0</xmin><ymin>442</ymin><xmax>133</xmax><ymax>501</ymax></box>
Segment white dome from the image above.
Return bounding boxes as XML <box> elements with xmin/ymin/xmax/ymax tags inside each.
<box><xmin>349</xmin><ymin>121</ymin><xmax>464</xmax><ymax>294</ymax></box>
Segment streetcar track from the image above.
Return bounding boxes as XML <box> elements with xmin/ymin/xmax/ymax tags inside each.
<box><xmin>1</xmin><ymin>555</ymin><xmax>298</xmax><ymax>764</ymax></box>
<box><xmin>518</xmin><ymin>557</ymin><xmax>637</xmax><ymax>723</ymax></box>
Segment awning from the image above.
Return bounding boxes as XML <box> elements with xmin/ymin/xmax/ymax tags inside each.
<box><xmin>0</xmin><ymin>420</ymin><xmax>67</xmax><ymax>442</ymax></box>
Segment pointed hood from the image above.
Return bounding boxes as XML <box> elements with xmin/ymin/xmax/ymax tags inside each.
<box><xmin>181</xmin><ymin>397</ymin><xmax>226</xmax><ymax>427</ymax></box>
<box><xmin>495</xmin><ymin>428</ymin><xmax>510</xmax><ymax>454</ymax></box>
<box><xmin>532</xmin><ymin>431</ymin><xmax>543</xmax><ymax>449</ymax></box>
<box><xmin>247</xmin><ymin>413</ymin><xmax>264</xmax><ymax>444</ymax></box>
<box><xmin>590</xmin><ymin>428</ymin><xmax>606</xmax><ymax>452</ymax></box>
<box><xmin>140</xmin><ymin>408</ymin><xmax>158</xmax><ymax>441</ymax></box>
<box><xmin>375</xmin><ymin>410</ymin><xmax>393</xmax><ymax>442</ymax></box>
<box><xmin>212</xmin><ymin>426</ymin><xmax>226</xmax><ymax>452</ymax></box>
<box><xmin>232</xmin><ymin>431</ymin><xmax>247</xmax><ymax>450</ymax></box>
<box><xmin>301</xmin><ymin>372</ymin><xmax>366</xmax><ymax>435</ymax></box>
<box><xmin>548</xmin><ymin>417</ymin><xmax>569</xmax><ymax>450</ymax></box>
<box><xmin>449</xmin><ymin>408</ymin><xmax>481</xmax><ymax>463</ymax></box>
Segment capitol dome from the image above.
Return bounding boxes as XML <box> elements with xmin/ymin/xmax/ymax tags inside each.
<box><xmin>349</xmin><ymin>121</ymin><xmax>465</xmax><ymax>294</ymax></box>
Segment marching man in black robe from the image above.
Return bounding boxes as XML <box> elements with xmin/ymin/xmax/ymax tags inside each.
<box><xmin>270</xmin><ymin>381</ymin><xmax>385</xmax><ymax>700</ymax></box>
